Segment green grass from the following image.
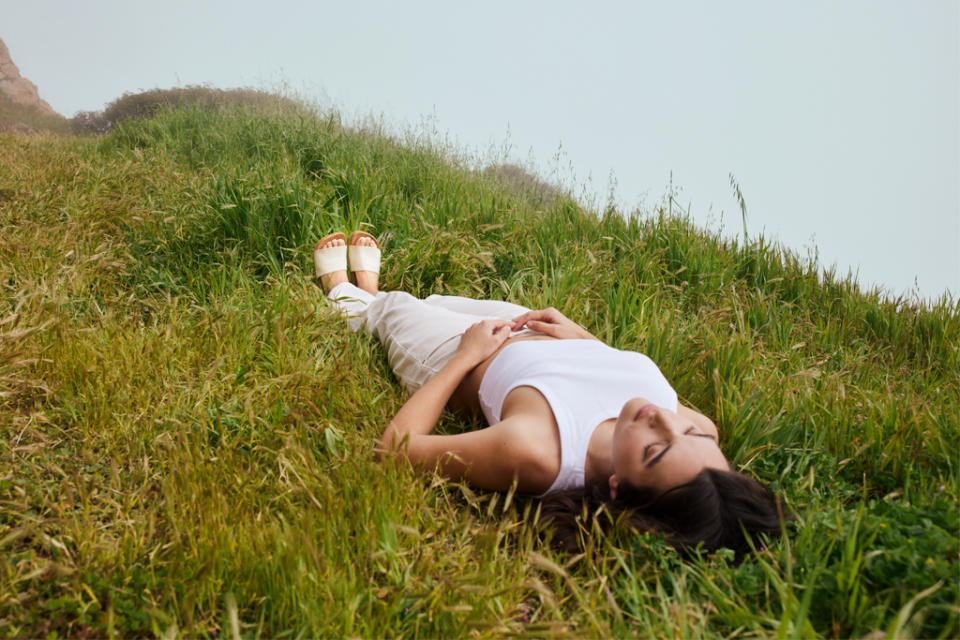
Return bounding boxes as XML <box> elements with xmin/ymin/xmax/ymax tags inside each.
<box><xmin>0</xmin><ymin>99</ymin><xmax>957</xmax><ymax>638</ymax></box>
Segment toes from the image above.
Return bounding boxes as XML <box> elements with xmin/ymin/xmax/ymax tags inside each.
<box><xmin>355</xmin><ymin>235</ymin><xmax>378</xmax><ymax>249</ymax></box>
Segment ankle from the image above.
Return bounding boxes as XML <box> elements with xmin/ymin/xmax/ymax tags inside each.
<box><xmin>321</xmin><ymin>271</ymin><xmax>349</xmax><ymax>294</ymax></box>
<box><xmin>354</xmin><ymin>271</ymin><xmax>379</xmax><ymax>295</ymax></box>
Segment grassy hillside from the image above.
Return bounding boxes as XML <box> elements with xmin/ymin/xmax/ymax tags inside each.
<box><xmin>0</xmin><ymin>101</ymin><xmax>957</xmax><ymax>638</ymax></box>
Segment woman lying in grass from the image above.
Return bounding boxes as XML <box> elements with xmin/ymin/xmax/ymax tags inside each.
<box><xmin>316</xmin><ymin>231</ymin><xmax>784</xmax><ymax>556</ymax></box>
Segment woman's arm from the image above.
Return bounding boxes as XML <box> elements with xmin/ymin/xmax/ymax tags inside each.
<box><xmin>385</xmin><ymin>416</ymin><xmax>553</xmax><ymax>493</ymax></box>
<box><xmin>510</xmin><ymin>307</ymin><xmax>598</xmax><ymax>340</ymax></box>
<box><xmin>377</xmin><ymin>319</ymin><xmax>511</xmax><ymax>456</ymax></box>
<box><xmin>376</xmin><ymin>318</ymin><xmax>556</xmax><ymax>493</ymax></box>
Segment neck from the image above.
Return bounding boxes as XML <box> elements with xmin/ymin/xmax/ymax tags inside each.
<box><xmin>585</xmin><ymin>418</ymin><xmax>616</xmax><ymax>487</ymax></box>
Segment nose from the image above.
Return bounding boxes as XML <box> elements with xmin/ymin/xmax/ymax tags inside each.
<box><xmin>637</xmin><ymin>404</ymin><xmax>668</xmax><ymax>431</ymax></box>
<box><xmin>648</xmin><ymin>409</ymin><xmax>671</xmax><ymax>432</ymax></box>
<box><xmin>643</xmin><ymin>406</ymin><xmax>684</xmax><ymax>440</ymax></box>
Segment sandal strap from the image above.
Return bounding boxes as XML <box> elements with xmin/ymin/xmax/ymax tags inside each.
<box><xmin>314</xmin><ymin>244</ymin><xmax>347</xmax><ymax>278</ymax></box>
<box><xmin>348</xmin><ymin>244</ymin><xmax>381</xmax><ymax>274</ymax></box>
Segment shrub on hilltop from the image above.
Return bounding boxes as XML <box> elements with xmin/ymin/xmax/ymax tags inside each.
<box><xmin>70</xmin><ymin>86</ymin><xmax>306</xmax><ymax>134</ymax></box>
<box><xmin>481</xmin><ymin>163</ymin><xmax>563</xmax><ymax>205</ymax></box>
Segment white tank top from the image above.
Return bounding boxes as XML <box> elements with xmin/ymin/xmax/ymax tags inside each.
<box><xmin>478</xmin><ymin>339</ymin><xmax>679</xmax><ymax>496</ymax></box>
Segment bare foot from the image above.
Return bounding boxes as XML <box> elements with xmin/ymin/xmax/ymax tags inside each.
<box><xmin>351</xmin><ymin>234</ymin><xmax>380</xmax><ymax>295</ymax></box>
<box><xmin>317</xmin><ymin>236</ymin><xmax>348</xmax><ymax>293</ymax></box>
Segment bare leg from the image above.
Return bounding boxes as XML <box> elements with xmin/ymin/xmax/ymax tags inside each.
<box><xmin>318</xmin><ymin>235</ymin><xmax>348</xmax><ymax>293</ymax></box>
<box><xmin>351</xmin><ymin>234</ymin><xmax>379</xmax><ymax>295</ymax></box>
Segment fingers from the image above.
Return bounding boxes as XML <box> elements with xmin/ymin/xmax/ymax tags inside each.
<box><xmin>511</xmin><ymin>308</ymin><xmax>563</xmax><ymax>331</ymax></box>
<box><xmin>488</xmin><ymin>320</ymin><xmax>511</xmax><ymax>339</ymax></box>
<box><xmin>511</xmin><ymin>309</ymin><xmax>545</xmax><ymax>330</ymax></box>
<box><xmin>479</xmin><ymin>318</ymin><xmax>511</xmax><ymax>332</ymax></box>
<box><xmin>459</xmin><ymin>319</ymin><xmax>512</xmax><ymax>362</ymax></box>
<box><xmin>509</xmin><ymin>312</ymin><xmax>530</xmax><ymax>330</ymax></box>
<box><xmin>525</xmin><ymin>319</ymin><xmax>560</xmax><ymax>337</ymax></box>
<box><xmin>467</xmin><ymin>319</ymin><xmax>511</xmax><ymax>339</ymax></box>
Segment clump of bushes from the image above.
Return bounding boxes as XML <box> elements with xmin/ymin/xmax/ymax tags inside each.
<box><xmin>71</xmin><ymin>86</ymin><xmax>305</xmax><ymax>135</ymax></box>
<box><xmin>70</xmin><ymin>109</ymin><xmax>111</xmax><ymax>135</ymax></box>
<box><xmin>481</xmin><ymin>163</ymin><xmax>563</xmax><ymax>204</ymax></box>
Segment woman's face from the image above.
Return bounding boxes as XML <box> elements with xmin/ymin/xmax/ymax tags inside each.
<box><xmin>610</xmin><ymin>397</ymin><xmax>729</xmax><ymax>496</ymax></box>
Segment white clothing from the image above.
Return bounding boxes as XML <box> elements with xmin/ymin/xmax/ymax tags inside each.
<box><xmin>478</xmin><ymin>339</ymin><xmax>679</xmax><ymax>496</ymax></box>
<box><xmin>327</xmin><ymin>282</ymin><xmax>536</xmax><ymax>393</ymax></box>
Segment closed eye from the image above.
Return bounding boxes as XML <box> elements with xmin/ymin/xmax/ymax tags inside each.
<box><xmin>643</xmin><ymin>442</ymin><xmax>665</xmax><ymax>462</ymax></box>
<box><xmin>684</xmin><ymin>426</ymin><xmax>716</xmax><ymax>441</ymax></box>
<box><xmin>646</xmin><ymin>427</ymin><xmax>716</xmax><ymax>468</ymax></box>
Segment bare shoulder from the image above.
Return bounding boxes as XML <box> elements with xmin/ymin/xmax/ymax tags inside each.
<box><xmin>677</xmin><ymin>403</ymin><xmax>719</xmax><ymax>438</ymax></box>
<box><xmin>496</xmin><ymin>412</ymin><xmax>562</xmax><ymax>493</ymax></box>
<box><xmin>501</xmin><ymin>385</ymin><xmax>562</xmax><ymax>458</ymax></box>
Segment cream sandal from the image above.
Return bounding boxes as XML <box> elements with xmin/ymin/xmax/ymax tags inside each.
<box><xmin>313</xmin><ymin>232</ymin><xmax>347</xmax><ymax>291</ymax></box>
<box><xmin>348</xmin><ymin>231</ymin><xmax>381</xmax><ymax>282</ymax></box>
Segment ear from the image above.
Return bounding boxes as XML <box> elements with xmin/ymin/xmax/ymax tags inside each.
<box><xmin>608</xmin><ymin>474</ymin><xmax>619</xmax><ymax>500</ymax></box>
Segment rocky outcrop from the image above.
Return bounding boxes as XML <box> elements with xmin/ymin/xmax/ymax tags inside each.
<box><xmin>0</xmin><ymin>37</ymin><xmax>57</xmax><ymax>115</ymax></box>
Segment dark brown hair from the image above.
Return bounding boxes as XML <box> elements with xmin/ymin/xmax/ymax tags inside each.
<box><xmin>538</xmin><ymin>468</ymin><xmax>786</xmax><ymax>558</ymax></box>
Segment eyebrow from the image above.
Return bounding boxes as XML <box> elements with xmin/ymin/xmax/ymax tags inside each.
<box><xmin>645</xmin><ymin>430</ymin><xmax>717</xmax><ymax>468</ymax></box>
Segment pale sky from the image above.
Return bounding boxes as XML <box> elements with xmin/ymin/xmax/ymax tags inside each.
<box><xmin>5</xmin><ymin>0</ymin><xmax>958</xmax><ymax>302</ymax></box>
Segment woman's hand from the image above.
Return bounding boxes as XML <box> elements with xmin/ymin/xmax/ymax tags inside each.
<box><xmin>455</xmin><ymin>319</ymin><xmax>512</xmax><ymax>366</ymax></box>
<box><xmin>510</xmin><ymin>307</ymin><xmax>597</xmax><ymax>340</ymax></box>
